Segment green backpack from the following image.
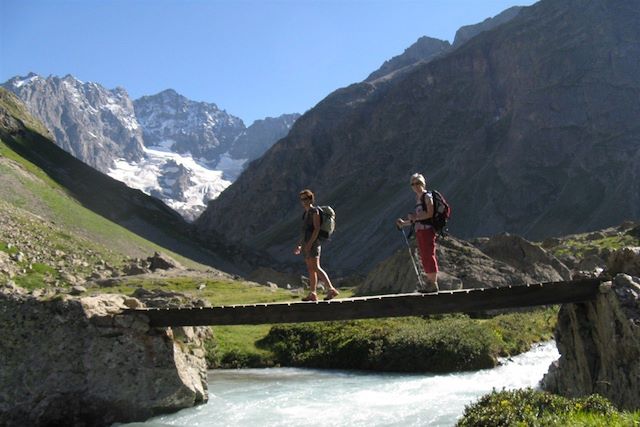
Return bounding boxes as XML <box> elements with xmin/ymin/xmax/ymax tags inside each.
<box><xmin>317</xmin><ymin>206</ymin><xmax>336</xmax><ymax>240</ymax></box>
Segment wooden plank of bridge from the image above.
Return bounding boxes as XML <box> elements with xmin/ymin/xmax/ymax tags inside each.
<box><xmin>126</xmin><ymin>279</ymin><xmax>603</xmax><ymax>327</ymax></box>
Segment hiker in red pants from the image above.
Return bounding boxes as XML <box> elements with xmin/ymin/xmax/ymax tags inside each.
<box><xmin>395</xmin><ymin>173</ymin><xmax>439</xmax><ymax>292</ymax></box>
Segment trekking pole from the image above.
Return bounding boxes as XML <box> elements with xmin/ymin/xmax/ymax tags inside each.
<box><xmin>398</xmin><ymin>225</ymin><xmax>426</xmax><ymax>290</ymax></box>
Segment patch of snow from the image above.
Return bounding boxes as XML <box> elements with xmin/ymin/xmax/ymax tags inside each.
<box><xmin>107</xmin><ymin>145</ymin><xmax>233</xmax><ymax>221</ymax></box>
<box><xmin>13</xmin><ymin>75</ymin><xmax>41</xmax><ymax>88</ymax></box>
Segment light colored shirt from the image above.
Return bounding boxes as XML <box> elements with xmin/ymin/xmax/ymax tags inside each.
<box><xmin>414</xmin><ymin>191</ymin><xmax>433</xmax><ymax>230</ymax></box>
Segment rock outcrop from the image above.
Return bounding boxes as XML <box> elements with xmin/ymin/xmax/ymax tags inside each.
<box><xmin>147</xmin><ymin>251</ymin><xmax>184</xmax><ymax>271</ymax></box>
<box><xmin>607</xmin><ymin>247</ymin><xmax>640</xmax><ymax>277</ymax></box>
<box><xmin>358</xmin><ymin>234</ymin><xmax>570</xmax><ymax>296</ymax></box>
<box><xmin>472</xmin><ymin>233</ymin><xmax>571</xmax><ymax>282</ymax></box>
<box><xmin>0</xmin><ymin>286</ymin><xmax>210</xmax><ymax>426</ymax></box>
<box><xmin>541</xmin><ymin>272</ymin><xmax>640</xmax><ymax>410</ymax></box>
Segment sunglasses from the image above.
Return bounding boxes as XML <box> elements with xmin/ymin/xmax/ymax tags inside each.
<box><xmin>300</xmin><ymin>197</ymin><xmax>310</xmax><ymax>201</ymax></box>
<box><xmin>411</xmin><ymin>182</ymin><xmax>422</xmax><ymax>186</ymax></box>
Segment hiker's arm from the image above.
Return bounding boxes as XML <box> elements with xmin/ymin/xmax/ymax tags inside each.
<box><xmin>294</xmin><ymin>230</ymin><xmax>304</xmax><ymax>255</ymax></box>
<box><xmin>396</xmin><ymin>218</ymin><xmax>412</xmax><ymax>228</ymax></box>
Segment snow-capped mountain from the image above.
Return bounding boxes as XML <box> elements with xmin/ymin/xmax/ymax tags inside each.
<box><xmin>4</xmin><ymin>73</ymin><xmax>145</xmax><ymax>172</ymax></box>
<box><xmin>133</xmin><ymin>89</ymin><xmax>245</xmax><ymax>165</ymax></box>
<box><xmin>2</xmin><ymin>74</ymin><xmax>299</xmax><ymax>221</ymax></box>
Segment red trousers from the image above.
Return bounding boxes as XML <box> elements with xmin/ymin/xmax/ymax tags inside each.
<box><xmin>416</xmin><ymin>228</ymin><xmax>438</xmax><ymax>273</ymax></box>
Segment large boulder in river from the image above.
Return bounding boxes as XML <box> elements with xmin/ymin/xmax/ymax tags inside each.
<box><xmin>541</xmin><ymin>274</ymin><xmax>640</xmax><ymax>410</ymax></box>
<box><xmin>0</xmin><ymin>286</ymin><xmax>210</xmax><ymax>426</ymax></box>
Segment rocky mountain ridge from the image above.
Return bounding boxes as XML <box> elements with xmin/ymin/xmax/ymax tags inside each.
<box><xmin>2</xmin><ymin>74</ymin><xmax>299</xmax><ymax>220</ymax></box>
<box><xmin>3</xmin><ymin>73</ymin><xmax>145</xmax><ymax>172</ymax></box>
<box><xmin>133</xmin><ymin>88</ymin><xmax>245</xmax><ymax>164</ymax></box>
<box><xmin>365</xmin><ymin>36</ymin><xmax>451</xmax><ymax>82</ymax></box>
<box><xmin>451</xmin><ymin>6</ymin><xmax>524</xmax><ymax>48</ymax></box>
<box><xmin>196</xmin><ymin>0</ymin><xmax>640</xmax><ymax>275</ymax></box>
<box><xmin>366</xmin><ymin>6</ymin><xmax>523</xmax><ymax>83</ymax></box>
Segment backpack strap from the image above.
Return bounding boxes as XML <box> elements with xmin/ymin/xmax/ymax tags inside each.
<box><xmin>419</xmin><ymin>191</ymin><xmax>432</xmax><ymax>225</ymax></box>
<box><xmin>302</xmin><ymin>207</ymin><xmax>315</xmax><ymax>221</ymax></box>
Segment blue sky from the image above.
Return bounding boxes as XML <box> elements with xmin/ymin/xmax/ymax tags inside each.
<box><xmin>1</xmin><ymin>0</ymin><xmax>536</xmax><ymax>124</ymax></box>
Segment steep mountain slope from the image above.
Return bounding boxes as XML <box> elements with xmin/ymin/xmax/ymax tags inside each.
<box><xmin>0</xmin><ymin>88</ymin><xmax>236</xmax><ymax>273</ymax></box>
<box><xmin>197</xmin><ymin>0</ymin><xmax>640</xmax><ymax>275</ymax></box>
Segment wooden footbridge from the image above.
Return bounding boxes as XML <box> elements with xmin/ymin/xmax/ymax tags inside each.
<box><xmin>127</xmin><ymin>278</ymin><xmax>606</xmax><ymax>327</ymax></box>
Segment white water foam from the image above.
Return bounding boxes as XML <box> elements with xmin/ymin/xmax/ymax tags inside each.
<box><xmin>120</xmin><ymin>341</ymin><xmax>559</xmax><ymax>427</ymax></box>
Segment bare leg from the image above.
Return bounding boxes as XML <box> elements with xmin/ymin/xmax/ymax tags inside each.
<box><xmin>317</xmin><ymin>267</ymin><xmax>333</xmax><ymax>291</ymax></box>
<box><xmin>305</xmin><ymin>257</ymin><xmax>318</xmax><ymax>294</ymax></box>
<box><xmin>309</xmin><ymin>257</ymin><xmax>336</xmax><ymax>291</ymax></box>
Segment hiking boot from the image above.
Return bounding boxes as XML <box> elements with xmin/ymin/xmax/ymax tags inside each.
<box><xmin>417</xmin><ymin>282</ymin><xmax>439</xmax><ymax>294</ymax></box>
<box><xmin>323</xmin><ymin>288</ymin><xmax>339</xmax><ymax>301</ymax></box>
<box><xmin>301</xmin><ymin>292</ymin><xmax>318</xmax><ymax>302</ymax></box>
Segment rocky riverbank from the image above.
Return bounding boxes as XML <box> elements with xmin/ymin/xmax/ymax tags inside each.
<box><xmin>0</xmin><ymin>284</ymin><xmax>211</xmax><ymax>427</ymax></box>
<box><xmin>541</xmin><ymin>248</ymin><xmax>640</xmax><ymax>411</ymax></box>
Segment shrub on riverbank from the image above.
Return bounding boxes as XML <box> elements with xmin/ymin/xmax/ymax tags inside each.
<box><xmin>255</xmin><ymin>308</ymin><xmax>557</xmax><ymax>372</ymax></box>
<box><xmin>457</xmin><ymin>388</ymin><xmax>640</xmax><ymax>427</ymax></box>
<box><xmin>205</xmin><ymin>325</ymin><xmax>277</xmax><ymax>368</ymax></box>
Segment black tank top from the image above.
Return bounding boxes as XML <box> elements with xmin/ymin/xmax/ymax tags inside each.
<box><xmin>302</xmin><ymin>206</ymin><xmax>320</xmax><ymax>242</ymax></box>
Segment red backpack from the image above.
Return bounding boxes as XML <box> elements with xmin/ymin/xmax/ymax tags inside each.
<box><xmin>419</xmin><ymin>190</ymin><xmax>451</xmax><ymax>236</ymax></box>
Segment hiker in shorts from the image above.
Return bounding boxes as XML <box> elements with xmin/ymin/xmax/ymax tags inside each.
<box><xmin>294</xmin><ymin>189</ymin><xmax>339</xmax><ymax>302</ymax></box>
<box><xmin>395</xmin><ymin>173</ymin><xmax>439</xmax><ymax>292</ymax></box>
